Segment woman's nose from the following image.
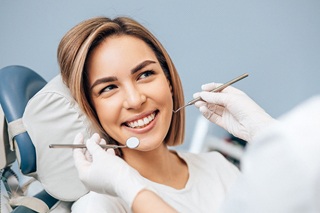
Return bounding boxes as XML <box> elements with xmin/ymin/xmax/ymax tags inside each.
<box><xmin>123</xmin><ymin>86</ymin><xmax>146</xmax><ymax>110</ymax></box>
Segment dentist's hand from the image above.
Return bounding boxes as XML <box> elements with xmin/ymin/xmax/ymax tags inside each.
<box><xmin>73</xmin><ymin>133</ymin><xmax>148</xmax><ymax>207</ymax></box>
<box><xmin>194</xmin><ymin>83</ymin><xmax>276</xmax><ymax>142</ymax></box>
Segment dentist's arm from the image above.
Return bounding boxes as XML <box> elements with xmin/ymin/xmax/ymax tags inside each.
<box><xmin>73</xmin><ymin>133</ymin><xmax>177</xmax><ymax>213</ymax></box>
<box><xmin>194</xmin><ymin>83</ymin><xmax>276</xmax><ymax>142</ymax></box>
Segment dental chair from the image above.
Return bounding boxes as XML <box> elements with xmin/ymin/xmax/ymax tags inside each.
<box><xmin>0</xmin><ymin>65</ymin><xmax>96</xmax><ymax>212</ymax></box>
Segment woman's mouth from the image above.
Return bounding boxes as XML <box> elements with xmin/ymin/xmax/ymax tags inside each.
<box><xmin>125</xmin><ymin>111</ymin><xmax>157</xmax><ymax>129</ymax></box>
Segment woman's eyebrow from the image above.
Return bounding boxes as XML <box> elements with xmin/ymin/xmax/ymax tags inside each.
<box><xmin>131</xmin><ymin>60</ymin><xmax>156</xmax><ymax>74</ymax></box>
<box><xmin>90</xmin><ymin>76</ymin><xmax>117</xmax><ymax>91</ymax></box>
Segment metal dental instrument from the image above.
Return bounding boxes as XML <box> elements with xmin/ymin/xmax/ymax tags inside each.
<box><xmin>173</xmin><ymin>73</ymin><xmax>249</xmax><ymax>113</ymax></box>
<box><xmin>49</xmin><ymin>136</ymin><xmax>140</xmax><ymax>149</ymax></box>
<box><xmin>49</xmin><ymin>144</ymin><xmax>126</xmax><ymax>149</ymax></box>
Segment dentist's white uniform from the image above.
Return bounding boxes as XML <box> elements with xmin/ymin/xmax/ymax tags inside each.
<box><xmin>220</xmin><ymin>96</ymin><xmax>320</xmax><ymax>213</ymax></box>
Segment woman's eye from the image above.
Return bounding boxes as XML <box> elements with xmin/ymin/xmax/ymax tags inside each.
<box><xmin>138</xmin><ymin>70</ymin><xmax>155</xmax><ymax>80</ymax></box>
<box><xmin>100</xmin><ymin>84</ymin><xmax>117</xmax><ymax>94</ymax></box>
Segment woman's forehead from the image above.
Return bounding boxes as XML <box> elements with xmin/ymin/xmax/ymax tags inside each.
<box><xmin>87</xmin><ymin>36</ymin><xmax>159</xmax><ymax>74</ymax></box>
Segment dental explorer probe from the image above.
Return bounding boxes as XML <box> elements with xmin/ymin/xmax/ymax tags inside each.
<box><xmin>49</xmin><ymin>136</ymin><xmax>140</xmax><ymax>149</ymax></box>
<box><xmin>173</xmin><ymin>73</ymin><xmax>249</xmax><ymax>113</ymax></box>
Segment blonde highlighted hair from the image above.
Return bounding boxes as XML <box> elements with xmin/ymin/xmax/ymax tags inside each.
<box><xmin>57</xmin><ymin>16</ymin><xmax>185</xmax><ymax>149</ymax></box>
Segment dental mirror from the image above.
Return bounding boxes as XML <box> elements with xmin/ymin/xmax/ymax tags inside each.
<box><xmin>125</xmin><ymin>137</ymin><xmax>140</xmax><ymax>149</ymax></box>
<box><xmin>49</xmin><ymin>136</ymin><xmax>140</xmax><ymax>149</ymax></box>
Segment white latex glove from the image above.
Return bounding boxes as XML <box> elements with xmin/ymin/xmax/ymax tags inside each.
<box><xmin>73</xmin><ymin>133</ymin><xmax>148</xmax><ymax>208</ymax></box>
<box><xmin>193</xmin><ymin>82</ymin><xmax>276</xmax><ymax>142</ymax></box>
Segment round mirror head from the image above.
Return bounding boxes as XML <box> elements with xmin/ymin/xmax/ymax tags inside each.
<box><xmin>126</xmin><ymin>137</ymin><xmax>140</xmax><ymax>149</ymax></box>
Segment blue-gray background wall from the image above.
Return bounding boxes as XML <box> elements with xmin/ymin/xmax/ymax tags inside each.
<box><xmin>1</xmin><ymin>0</ymin><xmax>319</xmax><ymax>150</ymax></box>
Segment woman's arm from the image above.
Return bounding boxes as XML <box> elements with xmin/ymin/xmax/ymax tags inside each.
<box><xmin>132</xmin><ymin>190</ymin><xmax>178</xmax><ymax>213</ymax></box>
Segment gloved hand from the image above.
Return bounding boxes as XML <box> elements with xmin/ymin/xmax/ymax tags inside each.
<box><xmin>73</xmin><ymin>133</ymin><xmax>148</xmax><ymax>208</ymax></box>
<box><xmin>193</xmin><ymin>82</ymin><xmax>276</xmax><ymax>142</ymax></box>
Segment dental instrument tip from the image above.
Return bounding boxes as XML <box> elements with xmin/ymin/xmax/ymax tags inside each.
<box><xmin>173</xmin><ymin>106</ymin><xmax>183</xmax><ymax>113</ymax></box>
<box><xmin>172</xmin><ymin>103</ymin><xmax>191</xmax><ymax>113</ymax></box>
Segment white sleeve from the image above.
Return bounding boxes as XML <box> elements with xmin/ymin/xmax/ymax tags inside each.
<box><xmin>220</xmin><ymin>96</ymin><xmax>320</xmax><ymax>213</ymax></box>
<box><xmin>71</xmin><ymin>192</ymin><xmax>130</xmax><ymax>213</ymax></box>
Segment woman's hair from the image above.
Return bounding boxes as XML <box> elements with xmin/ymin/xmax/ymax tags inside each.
<box><xmin>57</xmin><ymin>16</ymin><xmax>185</xmax><ymax>148</ymax></box>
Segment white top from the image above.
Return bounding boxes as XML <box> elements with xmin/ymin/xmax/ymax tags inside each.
<box><xmin>72</xmin><ymin>151</ymin><xmax>240</xmax><ymax>213</ymax></box>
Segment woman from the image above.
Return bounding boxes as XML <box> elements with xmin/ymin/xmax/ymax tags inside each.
<box><xmin>58</xmin><ymin>16</ymin><xmax>274</xmax><ymax>212</ymax></box>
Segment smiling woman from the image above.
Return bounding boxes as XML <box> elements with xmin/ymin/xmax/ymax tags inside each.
<box><xmin>57</xmin><ymin>16</ymin><xmax>241</xmax><ymax>212</ymax></box>
<box><xmin>58</xmin><ymin>17</ymin><xmax>185</xmax><ymax>152</ymax></box>
<box><xmin>86</xmin><ymin>35</ymin><xmax>174</xmax><ymax>153</ymax></box>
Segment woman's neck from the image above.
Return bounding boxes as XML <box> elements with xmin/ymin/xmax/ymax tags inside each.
<box><xmin>122</xmin><ymin>144</ymin><xmax>188</xmax><ymax>189</ymax></box>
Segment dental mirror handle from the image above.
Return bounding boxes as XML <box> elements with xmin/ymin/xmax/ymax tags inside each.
<box><xmin>49</xmin><ymin>136</ymin><xmax>140</xmax><ymax>149</ymax></box>
<box><xmin>173</xmin><ymin>73</ymin><xmax>249</xmax><ymax>113</ymax></box>
<box><xmin>49</xmin><ymin>144</ymin><xmax>126</xmax><ymax>149</ymax></box>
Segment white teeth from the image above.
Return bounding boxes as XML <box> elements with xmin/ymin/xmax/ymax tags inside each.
<box><xmin>127</xmin><ymin>112</ymin><xmax>156</xmax><ymax>128</ymax></box>
<box><xmin>143</xmin><ymin>117</ymin><xmax>149</xmax><ymax>124</ymax></box>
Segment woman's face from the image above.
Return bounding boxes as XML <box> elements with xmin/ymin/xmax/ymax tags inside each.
<box><xmin>87</xmin><ymin>35</ymin><xmax>173</xmax><ymax>151</ymax></box>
